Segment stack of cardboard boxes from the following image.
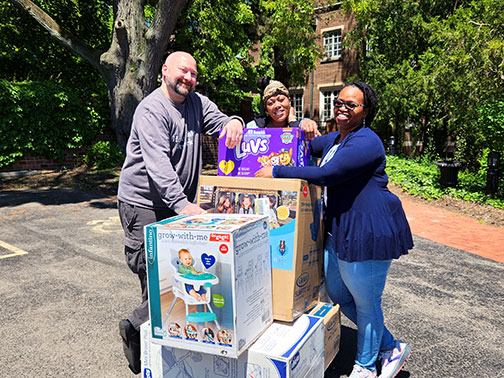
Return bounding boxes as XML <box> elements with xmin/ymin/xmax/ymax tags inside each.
<box><xmin>141</xmin><ymin>128</ymin><xmax>341</xmax><ymax>377</ymax></box>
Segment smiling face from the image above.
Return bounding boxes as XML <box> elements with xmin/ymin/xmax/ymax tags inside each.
<box><xmin>179</xmin><ymin>250</ymin><xmax>193</xmax><ymax>267</ymax></box>
<box><xmin>265</xmin><ymin>94</ymin><xmax>291</xmax><ymax>127</ymax></box>
<box><xmin>162</xmin><ymin>52</ymin><xmax>198</xmax><ymax>103</ymax></box>
<box><xmin>334</xmin><ymin>86</ymin><xmax>368</xmax><ymax>136</ymax></box>
<box><xmin>242</xmin><ymin>197</ymin><xmax>252</xmax><ymax>208</ymax></box>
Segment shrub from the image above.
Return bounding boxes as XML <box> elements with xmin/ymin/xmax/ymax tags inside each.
<box><xmin>386</xmin><ymin>155</ymin><xmax>504</xmax><ymax>209</ymax></box>
<box><xmin>0</xmin><ymin>80</ymin><xmax>104</xmax><ymax>167</ymax></box>
<box><xmin>84</xmin><ymin>141</ymin><xmax>124</xmax><ymax>170</ymax></box>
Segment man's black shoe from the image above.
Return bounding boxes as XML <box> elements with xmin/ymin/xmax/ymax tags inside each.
<box><xmin>119</xmin><ymin>319</ymin><xmax>141</xmax><ymax>374</ymax></box>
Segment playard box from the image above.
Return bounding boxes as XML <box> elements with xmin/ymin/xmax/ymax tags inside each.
<box><xmin>144</xmin><ymin>214</ymin><xmax>272</xmax><ymax>358</ymax></box>
<box><xmin>217</xmin><ymin>127</ymin><xmax>311</xmax><ymax>177</ymax></box>
<box><xmin>198</xmin><ymin>176</ymin><xmax>324</xmax><ymax>322</ymax></box>
<box><xmin>141</xmin><ymin>314</ymin><xmax>326</xmax><ymax>378</ymax></box>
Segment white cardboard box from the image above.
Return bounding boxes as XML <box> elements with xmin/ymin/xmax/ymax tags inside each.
<box><xmin>309</xmin><ymin>302</ymin><xmax>341</xmax><ymax>370</ymax></box>
<box><xmin>145</xmin><ymin>214</ymin><xmax>272</xmax><ymax>358</ymax></box>
<box><xmin>141</xmin><ymin>314</ymin><xmax>325</xmax><ymax>378</ymax></box>
<box><xmin>246</xmin><ymin>314</ymin><xmax>325</xmax><ymax>378</ymax></box>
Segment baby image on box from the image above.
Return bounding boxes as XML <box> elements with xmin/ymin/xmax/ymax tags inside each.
<box><xmin>238</xmin><ymin>194</ymin><xmax>256</xmax><ymax>215</ymax></box>
<box><xmin>216</xmin><ymin>192</ymin><xmax>235</xmax><ymax>214</ymax></box>
<box><xmin>178</xmin><ymin>248</ymin><xmax>207</xmax><ymax>301</ymax></box>
<box><xmin>257</xmin><ymin>194</ymin><xmax>280</xmax><ymax>229</ymax></box>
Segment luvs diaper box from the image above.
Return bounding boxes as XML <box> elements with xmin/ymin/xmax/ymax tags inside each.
<box><xmin>217</xmin><ymin>127</ymin><xmax>311</xmax><ymax>177</ymax></box>
<box><xmin>144</xmin><ymin>214</ymin><xmax>272</xmax><ymax>358</ymax></box>
<box><xmin>198</xmin><ymin>176</ymin><xmax>324</xmax><ymax>322</ymax></box>
<box><xmin>140</xmin><ymin>314</ymin><xmax>325</xmax><ymax>378</ymax></box>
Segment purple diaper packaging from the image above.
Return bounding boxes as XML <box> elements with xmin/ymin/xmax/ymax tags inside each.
<box><xmin>218</xmin><ymin>127</ymin><xmax>311</xmax><ymax>177</ymax></box>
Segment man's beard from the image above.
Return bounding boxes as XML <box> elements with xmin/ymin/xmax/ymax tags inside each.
<box><xmin>173</xmin><ymin>80</ymin><xmax>193</xmax><ymax>97</ymax></box>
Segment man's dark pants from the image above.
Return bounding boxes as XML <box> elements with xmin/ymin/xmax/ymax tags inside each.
<box><xmin>118</xmin><ymin>201</ymin><xmax>175</xmax><ymax>330</ymax></box>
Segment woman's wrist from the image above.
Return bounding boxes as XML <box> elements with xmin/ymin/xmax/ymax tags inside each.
<box><xmin>272</xmin><ymin>165</ymin><xmax>278</xmax><ymax>178</ymax></box>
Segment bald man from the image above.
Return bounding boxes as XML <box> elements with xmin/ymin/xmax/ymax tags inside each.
<box><xmin>117</xmin><ymin>51</ymin><xmax>243</xmax><ymax>373</ymax></box>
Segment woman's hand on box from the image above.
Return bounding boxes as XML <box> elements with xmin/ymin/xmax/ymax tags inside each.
<box><xmin>255</xmin><ymin>166</ymin><xmax>274</xmax><ymax>178</ymax></box>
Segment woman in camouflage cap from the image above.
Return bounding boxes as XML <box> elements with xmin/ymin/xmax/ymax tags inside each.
<box><xmin>247</xmin><ymin>80</ymin><xmax>320</xmax><ymax>139</ymax></box>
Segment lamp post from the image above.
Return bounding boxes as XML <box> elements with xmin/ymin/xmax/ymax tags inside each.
<box><xmin>485</xmin><ymin>151</ymin><xmax>500</xmax><ymax>196</ymax></box>
<box><xmin>389</xmin><ymin>136</ymin><xmax>396</xmax><ymax>156</ymax></box>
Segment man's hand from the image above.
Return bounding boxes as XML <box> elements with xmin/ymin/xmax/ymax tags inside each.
<box><xmin>255</xmin><ymin>166</ymin><xmax>274</xmax><ymax>178</ymax></box>
<box><xmin>179</xmin><ymin>203</ymin><xmax>206</xmax><ymax>215</ymax></box>
<box><xmin>220</xmin><ymin>119</ymin><xmax>243</xmax><ymax>148</ymax></box>
<box><xmin>288</xmin><ymin>107</ymin><xmax>297</xmax><ymax>123</ymax></box>
<box><xmin>300</xmin><ymin>118</ymin><xmax>321</xmax><ymax>140</ymax></box>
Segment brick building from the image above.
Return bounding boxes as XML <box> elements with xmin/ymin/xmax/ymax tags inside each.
<box><xmin>289</xmin><ymin>3</ymin><xmax>358</xmax><ymax>131</ymax></box>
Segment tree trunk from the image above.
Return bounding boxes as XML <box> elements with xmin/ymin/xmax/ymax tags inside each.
<box><xmin>10</xmin><ymin>0</ymin><xmax>189</xmax><ymax>149</ymax></box>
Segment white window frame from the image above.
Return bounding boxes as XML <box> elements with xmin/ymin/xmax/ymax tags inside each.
<box><xmin>321</xmin><ymin>26</ymin><xmax>343</xmax><ymax>60</ymax></box>
<box><xmin>319</xmin><ymin>86</ymin><xmax>342</xmax><ymax>122</ymax></box>
<box><xmin>290</xmin><ymin>90</ymin><xmax>304</xmax><ymax>120</ymax></box>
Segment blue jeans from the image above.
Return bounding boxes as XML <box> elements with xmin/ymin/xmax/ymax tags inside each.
<box><xmin>324</xmin><ymin>236</ymin><xmax>395</xmax><ymax>370</ymax></box>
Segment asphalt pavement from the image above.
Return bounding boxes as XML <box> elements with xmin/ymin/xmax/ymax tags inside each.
<box><xmin>0</xmin><ymin>187</ymin><xmax>503</xmax><ymax>377</ymax></box>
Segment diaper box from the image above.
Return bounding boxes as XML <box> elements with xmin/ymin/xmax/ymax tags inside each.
<box><xmin>144</xmin><ymin>214</ymin><xmax>272</xmax><ymax>357</ymax></box>
<box><xmin>309</xmin><ymin>302</ymin><xmax>341</xmax><ymax>370</ymax></box>
<box><xmin>217</xmin><ymin>127</ymin><xmax>311</xmax><ymax>177</ymax></box>
<box><xmin>140</xmin><ymin>315</ymin><xmax>325</xmax><ymax>378</ymax></box>
<box><xmin>198</xmin><ymin>176</ymin><xmax>323</xmax><ymax>322</ymax></box>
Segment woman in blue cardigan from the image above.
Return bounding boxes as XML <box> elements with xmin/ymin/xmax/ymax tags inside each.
<box><xmin>256</xmin><ymin>82</ymin><xmax>413</xmax><ymax>378</ymax></box>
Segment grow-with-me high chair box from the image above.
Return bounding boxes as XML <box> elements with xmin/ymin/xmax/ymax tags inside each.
<box><xmin>198</xmin><ymin>176</ymin><xmax>324</xmax><ymax>322</ymax></box>
<box><xmin>144</xmin><ymin>213</ymin><xmax>272</xmax><ymax>358</ymax></box>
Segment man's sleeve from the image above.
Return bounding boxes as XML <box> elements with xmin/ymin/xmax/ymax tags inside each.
<box><xmin>137</xmin><ymin>111</ymin><xmax>190</xmax><ymax>213</ymax></box>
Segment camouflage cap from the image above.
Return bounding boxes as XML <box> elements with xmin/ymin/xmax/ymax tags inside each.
<box><xmin>262</xmin><ymin>80</ymin><xmax>290</xmax><ymax>102</ymax></box>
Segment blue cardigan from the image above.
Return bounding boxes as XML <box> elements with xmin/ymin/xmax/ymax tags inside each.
<box><xmin>275</xmin><ymin>126</ymin><xmax>413</xmax><ymax>262</ymax></box>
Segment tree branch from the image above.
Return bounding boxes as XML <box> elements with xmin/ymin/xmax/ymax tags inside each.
<box><xmin>468</xmin><ymin>20</ymin><xmax>490</xmax><ymax>27</ymax></box>
<box><xmin>146</xmin><ymin>0</ymin><xmax>189</xmax><ymax>54</ymax></box>
<box><xmin>10</xmin><ymin>0</ymin><xmax>103</xmax><ymax>71</ymax></box>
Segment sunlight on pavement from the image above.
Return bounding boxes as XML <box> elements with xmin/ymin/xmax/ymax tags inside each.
<box><xmin>87</xmin><ymin>216</ymin><xmax>122</xmax><ymax>235</ymax></box>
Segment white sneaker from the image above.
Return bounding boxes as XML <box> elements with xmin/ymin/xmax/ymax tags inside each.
<box><xmin>349</xmin><ymin>364</ymin><xmax>377</xmax><ymax>378</ymax></box>
<box><xmin>378</xmin><ymin>340</ymin><xmax>412</xmax><ymax>378</ymax></box>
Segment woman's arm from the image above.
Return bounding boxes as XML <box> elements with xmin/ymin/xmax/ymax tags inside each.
<box><xmin>274</xmin><ymin>131</ymin><xmax>384</xmax><ymax>187</ymax></box>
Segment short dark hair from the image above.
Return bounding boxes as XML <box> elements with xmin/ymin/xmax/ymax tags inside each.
<box><xmin>341</xmin><ymin>81</ymin><xmax>378</xmax><ymax>127</ymax></box>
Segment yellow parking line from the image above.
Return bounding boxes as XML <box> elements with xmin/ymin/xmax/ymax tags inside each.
<box><xmin>0</xmin><ymin>240</ymin><xmax>29</xmax><ymax>259</ymax></box>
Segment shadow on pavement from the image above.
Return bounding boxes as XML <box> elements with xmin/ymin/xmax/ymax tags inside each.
<box><xmin>0</xmin><ymin>188</ymin><xmax>116</xmax><ymax>208</ymax></box>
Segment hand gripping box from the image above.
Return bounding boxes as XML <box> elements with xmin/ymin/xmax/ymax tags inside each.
<box><xmin>217</xmin><ymin>127</ymin><xmax>311</xmax><ymax>177</ymax></box>
<box><xmin>309</xmin><ymin>302</ymin><xmax>341</xmax><ymax>371</ymax></box>
<box><xmin>145</xmin><ymin>214</ymin><xmax>272</xmax><ymax>358</ymax></box>
<box><xmin>141</xmin><ymin>315</ymin><xmax>325</xmax><ymax>378</ymax></box>
<box><xmin>198</xmin><ymin>176</ymin><xmax>324</xmax><ymax>322</ymax></box>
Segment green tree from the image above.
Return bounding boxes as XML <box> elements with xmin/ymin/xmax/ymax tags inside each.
<box><xmin>7</xmin><ymin>0</ymin><xmax>322</xmax><ymax>149</ymax></box>
<box><xmin>9</xmin><ymin>0</ymin><xmax>190</xmax><ymax>148</ymax></box>
<box><xmin>343</xmin><ymin>0</ymin><xmax>504</xmax><ymax>167</ymax></box>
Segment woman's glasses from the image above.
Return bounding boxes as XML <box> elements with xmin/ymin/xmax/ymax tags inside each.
<box><xmin>334</xmin><ymin>99</ymin><xmax>365</xmax><ymax>110</ymax></box>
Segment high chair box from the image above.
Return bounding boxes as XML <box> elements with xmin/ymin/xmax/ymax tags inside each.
<box><xmin>309</xmin><ymin>302</ymin><xmax>341</xmax><ymax>371</ymax></box>
<box><xmin>144</xmin><ymin>213</ymin><xmax>272</xmax><ymax>358</ymax></box>
<box><xmin>197</xmin><ymin>176</ymin><xmax>324</xmax><ymax>322</ymax></box>
<box><xmin>217</xmin><ymin>127</ymin><xmax>311</xmax><ymax>177</ymax></box>
<box><xmin>141</xmin><ymin>315</ymin><xmax>324</xmax><ymax>378</ymax></box>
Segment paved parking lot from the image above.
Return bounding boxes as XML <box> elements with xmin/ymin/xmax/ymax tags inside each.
<box><xmin>0</xmin><ymin>188</ymin><xmax>503</xmax><ymax>377</ymax></box>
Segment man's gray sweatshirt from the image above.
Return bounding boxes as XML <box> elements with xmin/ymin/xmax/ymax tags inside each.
<box><xmin>118</xmin><ymin>87</ymin><xmax>240</xmax><ymax>213</ymax></box>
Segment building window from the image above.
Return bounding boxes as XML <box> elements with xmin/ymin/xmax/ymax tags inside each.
<box><xmin>320</xmin><ymin>89</ymin><xmax>339</xmax><ymax>122</ymax></box>
<box><xmin>290</xmin><ymin>91</ymin><xmax>303</xmax><ymax>120</ymax></box>
<box><xmin>323</xmin><ymin>29</ymin><xmax>342</xmax><ymax>60</ymax></box>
